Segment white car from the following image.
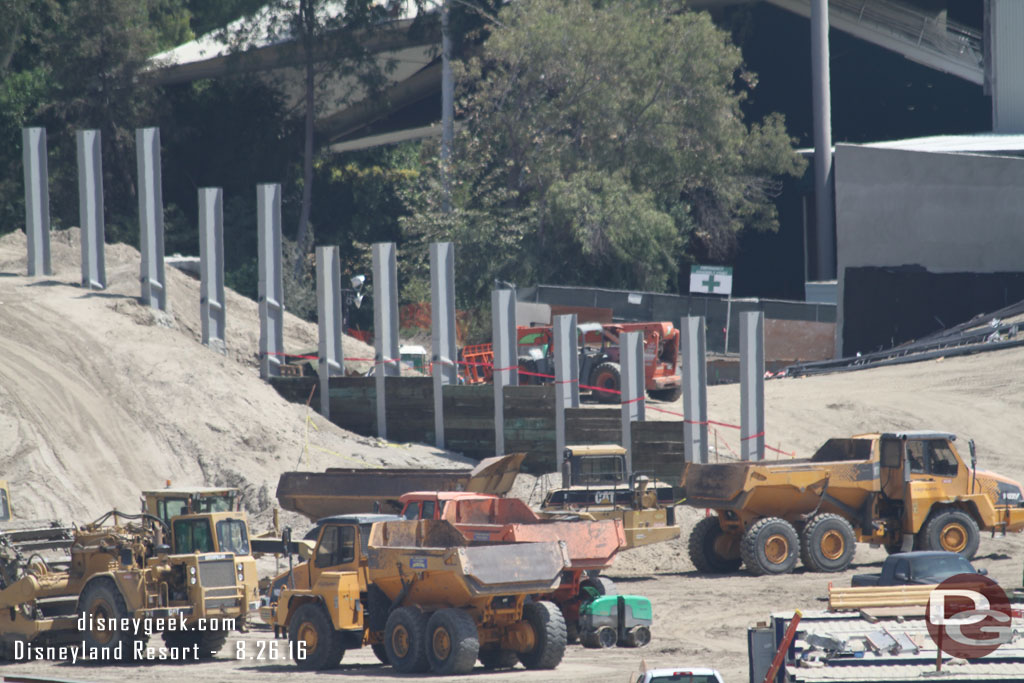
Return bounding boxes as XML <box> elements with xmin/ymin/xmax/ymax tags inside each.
<box><xmin>634</xmin><ymin>669</ymin><xmax>725</xmax><ymax>683</ymax></box>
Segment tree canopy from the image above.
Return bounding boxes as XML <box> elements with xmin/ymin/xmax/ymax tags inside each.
<box><xmin>414</xmin><ymin>0</ymin><xmax>805</xmax><ymax>301</ymax></box>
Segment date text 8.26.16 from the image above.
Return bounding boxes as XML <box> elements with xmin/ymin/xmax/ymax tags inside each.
<box><xmin>236</xmin><ymin>639</ymin><xmax>307</xmax><ymax>660</ymax></box>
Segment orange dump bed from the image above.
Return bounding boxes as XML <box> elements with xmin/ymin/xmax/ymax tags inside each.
<box><xmin>441</xmin><ymin>496</ymin><xmax>627</xmax><ymax>570</ymax></box>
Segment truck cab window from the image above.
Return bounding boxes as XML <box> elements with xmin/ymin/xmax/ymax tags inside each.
<box><xmin>173</xmin><ymin>518</ymin><xmax>214</xmax><ymax>554</ymax></box>
<box><xmin>927</xmin><ymin>440</ymin><xmax>959</xmax><ymax>476</ymax></box>
<box><xmin>422</xmin><ymin>500</ymin><xmax>436</xmax><ymax>520</ymax></box>
<box><xmin>404</xmin><ymin>502</ymin><xmax>421</xmax><ymax>520</ymax></box>
<box><xmin>315</xmin><ymin>525</ymin><xmax>356</xmax><ymax>567</ymax></box>
<box><xmin>905</xmin><ymin>441</ymin><xmax>927</xmax><ymax>474</ymax></box>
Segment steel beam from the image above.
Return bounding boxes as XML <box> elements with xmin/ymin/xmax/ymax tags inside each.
<box><xmin>492</xmin><ymin>289</ymin><xmax>518</xmax><ymax>456</ymax></box>
<box><xmin>317</xmin><ymin>246</ymin><xmax>344</xmax><ymax>419</ymax></box>
<box><xmin>620</xmin><ymin>331</ymin><xmax>645</xmax><ymax>476</ymax></box>
<box><xmin>136</xmin><ymin>127</ymin><xmax>167</xmax><ymax>310</ymax></box>
<box><xmin>199</xmin><ymin>188</ymin><xmax>226</xmax><ymax>352</ymax></box>
<box><xmin>554</xmin><ymin>313</ymin><xmax>579</xmax><ymax>485</ymax></box>
<box><xmin>740</xmin><ymin>311</ymin><xmax>765</xmax><ymax>461</ymax></box>
<box><xmin>76</xmin><ymin>130</ymin><xmax>106</xmax><ymax>290</ymax></box>
<box><xmin>682</xmin><ymin>316</ymin><xmax>709</xmax><ymax>464</ymax></box>
<box><xmin>430</xmin><ymin>242</ymin><xmax>457</xmax><ymax>448</ymax></box>
<box><xmin>22</xmin><ymin>128</ymin><xmax>51</xmax><ymax>276</ymax></box>
<box><xmin>373</xmin><ymin>242</ymin><xmax>400</xmax><ymax>440</ymax></box>
<box><xmin>257</xmin><ymin>184</ymin><xmax>284</xmax><ymax>379</ymax></box>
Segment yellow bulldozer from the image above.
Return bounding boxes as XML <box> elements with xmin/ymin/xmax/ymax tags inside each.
<box><xmin>0</xmin><ymin>485</ymin><xmax>260</xmax><ymax>662</ymax></box>
<box><xmin>538</xmin><ymin>445</ymin><xmax>680</xmax><ymax>549</ymax></box>
<box><xmin>682</xmin><ymin>431</ymin><xmax>1024</xmax><ymax>576</ymax></box>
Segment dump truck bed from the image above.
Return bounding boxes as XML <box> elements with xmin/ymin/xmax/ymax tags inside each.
<box><xmin>366</xmin><ymin>520</ymin><xmax>568</xmax><ymax>606</ymax></box>
<box><xmin>681</xmin><ymin>457</ymin><xmax>878</xmax><ymax>515</ymax></box>
<box><xmin>277</xmin><ymin>453</ymin><xmax>524</xmax><ymax>520</ymax></box>
<box><xmin>441</xmin><ymin>497</ymin><xmax>626</xmax><ymax>570</ymax></box>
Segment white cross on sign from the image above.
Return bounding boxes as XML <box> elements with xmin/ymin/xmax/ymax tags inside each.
<box><xmin>690</xmin><ymin>265</ymin><xmax>733</xmax><ymax>296</ymax></box>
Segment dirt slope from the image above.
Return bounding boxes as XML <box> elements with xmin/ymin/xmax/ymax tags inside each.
<box><xmin>0</xmin><ymin>229</ymin><xmax>470</xmax><ymax>525</ymax></box>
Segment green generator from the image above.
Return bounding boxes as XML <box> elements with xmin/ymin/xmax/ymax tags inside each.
<box><xmin>579</xmin><ymin>594</ymin><xmax>652</xmax><ymax>648</ymax></box>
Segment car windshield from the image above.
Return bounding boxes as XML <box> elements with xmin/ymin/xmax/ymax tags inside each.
<box><xmin>649</xmin><ymin>675</ymin><xmax>719</xmax><ymax>683</ymax></box>
<box><xmin>911</xmin><ymin>554</ymin><xmax>974</xmax><ymax>581</ymax></box>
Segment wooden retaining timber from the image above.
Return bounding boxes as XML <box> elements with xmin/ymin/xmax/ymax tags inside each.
<box><xmin>268</xmin><ymin>376</ymin><xmax>689</xmax><ymax>479</ymax></box>
<box><xmin>828</xmin><ymin>584</ymin><xmax>940</xmax><ymax>611</ymax></box>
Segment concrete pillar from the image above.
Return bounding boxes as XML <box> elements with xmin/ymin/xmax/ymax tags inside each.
<box><xmin>22</xmin><ymin>128</ymin><xmax>52</xmax><ymax>276</ymax></box>
<box><xmin>257</xmin><ymin>183</ymin><xmax>284</xmax><ymax>379</ymax></box>
<box><xmin>620</xmin><ymin>331</ymin><xmax>645</xmax><ymax>476</ymax></box>
<box><xmin>199</xmin><ymin>188</ymin><xmax>226</xmax><ymax>352</ymax></box>
<box><xmin>373</xmin><ymin>242</ymin><xmax>400</xmax><ymax>440</ymax></box>
<box><xmin>988</xmin><ymin>0</ymin><xmax>1024</xmax><ymax>133</ymax></box>
<box><xmin>811</xmin><ymin>0</ymin><xmax>835</xmax><ymax>280</ymax></box>
<box><xmin>317</xmin><ymin>246</ymin><xmax>344</xmax><ymax>419</ymax></box>
<box><xmin>682</xmin><ymin>316</ymin><xmax>709</xmax><ymax>464</ymax></box>
<box><xmin>554</xmin><ymin>313</ymin><xmax>580</xmax><ymax>483</ymax></box>
<box><xmin>136</xmin><ymin>127</ymin><xmax>167</xmax><ymax>311</ymax></box>
<box><xmin>76</xmin><ymin>130</ymin><xmax>106</xmax><ymax>290</ymax></box>
<box><xmin>492</xmin><ymin>289</ymin><xmax>517</xmax><ymax>456</ymax></box>
<box><xmin>431</xmin><ymin>242</ymin><xmax>457</xmax><ymax>448</ymax></box>
<box><xmin>740</xmin><ymin>311</ymin><xmax>765</xmax><ymax>461</ymax></box>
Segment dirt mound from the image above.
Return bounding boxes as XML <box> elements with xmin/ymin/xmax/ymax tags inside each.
<box><xmin>0</xmin><ymin>229</ymin><xmax>470</xmax><ymax>528</ymax></box>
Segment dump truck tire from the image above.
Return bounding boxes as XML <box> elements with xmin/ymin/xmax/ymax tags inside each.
<box><xmin>385</xmin><ymin>606</ymin><xmax>430</xmax><ymax>673</ymax></box>
<box><xmin>197</xmin><ymin>630</ymin><xmax>228</xmax><ymax>658</ymax></box>
<box><xmin>800</xmin><ymin>513</ymin><xmax>857</xmax><ymax>572</ymax></box>
<box><xmin>479</xmin><ymin>647</ymin><xmax>519</xmax><ymax>670</ymax></box>
<box><xmin>921</xmin><ymin>509</ymin><xmax>980</xmax><ymax>559</ymax></box>
<box><xmin>289</xmin><ymin>602</ymin><xmax>344</xmax><ymax>670</ymax></box>
<box><xmin>425</xmin><ymin>608</ymin><xmax>479</xmax><ymax>675</ymax></box>
<box><xmin>78</xmin><ymin>578</ymin><xmax>139</xmax><ymax>660</ymax></box>
<box><xmin>590</xmin><ymin>363</ymin><xmax>621</xmax><ymax>403</ymax></box>
<box><xmin>371</xmin><ymin>643</ymin><xmax>389</xmax><ymax>664</ymax></box>
<box><xmin>518</xmin><ymin>600</ymin><xmax>567</xmax><ymax>669</ymax></box>
<box><xmin>688</xmin><ymin>515</ymin><xmax>742</xmax><ymax>573</ymax></box>
<box><xmin>648</xmin><ymin>387</ymin><xmax>682</xmax><ymax>402</ymax></box>
<box><xmin>740</xmin><ymin>517</ymin><xmax>800</xmax><ymax>576</ymax></box>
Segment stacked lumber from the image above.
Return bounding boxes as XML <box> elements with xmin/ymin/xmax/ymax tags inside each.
<box><xmin>828</xmin><ymin>583</ymin><xmax>939</xmax><ymax>611</ymax></box>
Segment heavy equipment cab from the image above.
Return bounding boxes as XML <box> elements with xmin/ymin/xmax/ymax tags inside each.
<box><xmin>540</xmin><ymin>445</ymin><xmax>679</xmax><ymax>549</ymax></box>
<box><xmin>172</xmin><ymin>511</ymin><xmax>251</xmax><ymax>556</ymax></box>
<box><xmin>142</xmin><ymin>486</ymin><xmax>240</xmax><ymax>528</ymax></box>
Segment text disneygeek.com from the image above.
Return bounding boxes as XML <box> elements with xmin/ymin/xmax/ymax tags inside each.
<box><xmin>12</xmin><ymin>614</ymin><xmax>236</xmax><ymax>663</ymax></box>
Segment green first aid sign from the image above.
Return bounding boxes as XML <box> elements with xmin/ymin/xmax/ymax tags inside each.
<box><xmin>689</xmin><ymin>265</ymin><xmax>733</xmax><ymax>296</ymax></box>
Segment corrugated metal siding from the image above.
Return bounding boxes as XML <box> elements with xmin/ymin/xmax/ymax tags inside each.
<box><xmin>993</xmin><ymin>0</ymin><xmax>1024</xmax><ymax>133</ymax></box>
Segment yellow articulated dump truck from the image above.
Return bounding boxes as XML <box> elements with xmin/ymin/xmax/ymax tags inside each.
<box><xmin>0</xmin><ymin>501</ymin><xmax>259</xmax><ymax>662</ymax></box>
<box><xmin>273</xmin><ymin>517</ymin><xmax>571</xmax><ymax>674</ymax></box>
<box><xmin>682</xmin><ymin>431</ymin><xmax>1024</xmax><ymax>576</ymax></box>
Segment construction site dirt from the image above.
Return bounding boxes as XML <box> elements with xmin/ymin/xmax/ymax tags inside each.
<box><xmin>3</xmin><ymin>533</ymin><xmax>1020</xmax><ymax>681</ymax></box>
<box><xmin>5</xmin><ymin>230</ymin><xmax>1024</xmax><ymax>681</ymax></box>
